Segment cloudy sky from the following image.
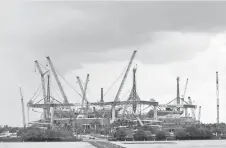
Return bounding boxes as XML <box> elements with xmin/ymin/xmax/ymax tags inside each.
<box><xmin>1</xmin><ymin>1</ymin><xmax>226</xmax><ymax>127</ymax></box>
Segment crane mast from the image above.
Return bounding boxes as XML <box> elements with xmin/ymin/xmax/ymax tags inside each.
<box><xmin>46</xmin><ymin>57</ymin><xmax>69</xmax><ymax>104</ymax></box>
<box><xmin>111</xmin><ymin>50</ymin><xmax>137</xmax><ymax>123</ymax></box>
<box><xmin>182</xmin><ymin>78</ymin><xmax>188</xmax><ymax>99</ymax></box>
<box><xmin>76</xmin><ymin>76</ymin><xmax>85</xmax><ymax>107</ymax></box>
<box><xmin>176</xmin><ymin>77</ymin><xmax>180</xmax><ymax>106</ymax></box>
<box><xmin>77</xmin><ymin>74</ymin><xmax>89</xmax><ymax>116</ymax></box>
<box><xmin>188</xmin><ymin>96</ymin><xmax>196</xmax><ymax>120</ymax></box>
<box><xmin>198</xmin><ymin>106</ymin><xmax>201</xmax><ymax>122</ymax></box>
<box><xmin>182</xmin><ymin>78</ymin><xmax>188</xmax><ymax>117</ymax></box>
<box><xmin>216</xmin><ymin>71</ymin><xmax>219</xmax><ymax>124</ymax></box>
<box><xmin>19</xmin><ymin>86</ymin><xmax>26</xmax><ymax>129</ymax></box>
<box><xmin>35</xmin><ymin>60</ymin><xmax>48</xmax><ymax>119</ymax></box>
<box><xmin>113</xmin><ymin>50</ymin><xmax>137</xmax><ymax>103</ymax></box>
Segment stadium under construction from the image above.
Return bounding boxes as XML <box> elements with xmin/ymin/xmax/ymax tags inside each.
<box><xmin>20</xmin><ymin>50</ymin><xmax>203</xmax><ymax>133</ymax></box>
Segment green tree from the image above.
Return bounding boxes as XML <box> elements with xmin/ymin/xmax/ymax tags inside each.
<box><xmin>156</xmin><ymin>131</ymin><xmax>166</xmax><ymax>140</ymax></box>
<box><xmin>114</xmin><ymin>128</ymin><xmax>127</xmax><ymax>141</ymax></box>
<box><xmin>134</xmin><ymin>130</ymin><xmax>146</xmax><ymax>141</ymax></box>
<box><xmin>175</xmin><ymin>129</ymin><xmax>189</xmax><ymax>140</ymax></box>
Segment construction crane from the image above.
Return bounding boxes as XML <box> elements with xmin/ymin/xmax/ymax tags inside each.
<box><xmin>216</xmin><ymin>71</ymin><xmax>219</xmax><ymax>124</ymax></box>
<box><xmin>46</xmin><ymin>57</ymin><xmax>69</xmax><ymax>104</ymax></box>
<box><xmin>198</xmin><ymin>106</ymin><xmax>201</xmax><ymax>122</ymax></box>
<box><xmin>122</xmin><ymin>66</ymin><xmax>140</xmax><ymax>116</ymax></box>
<box><xmin>182</xmin><ymin>78</ymin><xmax>188</xmax><ymax>117</ymax></box>
<box><xmin>35</xmin><ymin>60</ymin><xmax>49</xmax><ymax>119</ymax></box>
<box><xmin>188</xmin><ymin>96</ymin><xmax>196</xmax><ymax>120</ymax></box>
<box><xmin>76</xmin><ymin>74</ymin><xmax>89</xmax><ymax>116</ymax></box>
<box><xmin>176</xmin><ymin>77</ymin><xmax>180</xmax><ymax>106</ymax></box>
<box><xmin>182</xmin><ymin>78</ymin><xmax>188</xmax><ymax>100</ymax></box>
<box><xmin>19</xmin><ymin>86</ymin><xmax>26</xmax><ymax>129</ymax></box>
<box><xmin>111</xmin><ymin>50</ymin><xmax>137</xmax><ymax>123</ymax></box>
<box><xmin>132</xmin><ymin>110</ymin><xmax>144</xmax><ymax>126</ymax></box>
<box><xmin>76</xmin><ymin>75</ymin><xmax>89</xmax><ymax>108</ymax></box>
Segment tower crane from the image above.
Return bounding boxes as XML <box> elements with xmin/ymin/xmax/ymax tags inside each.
<box><xmin>111</xmin><ymin>50</ymin><xmax>137</xmax><ymax>123</ymax></box>
<box><xmin>46</xmin><ymin>57</ymin><xmax>69</xmax><ymax>104</ymax></box>
<box><xmin>35</xmin><ymin>60</ymin><xmax>49</xmax><ymax>119</ymax></box>
<box><xmin>76</xmin><ymin>74</ymin><xmax>89</xmax><ymax>116</ymax></box>
<box><xmin>19</xmin><ymin>86</ymin><xmax>26</xmax><ymax>129</ymax></box>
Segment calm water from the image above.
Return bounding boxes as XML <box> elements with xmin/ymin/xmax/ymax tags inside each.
<box><xmin>113</xmin><ymin>140</ymin><xmax>226</xmax><ymax>148</ymax></box>
<box><xmin>1</xmin><ymin>140</ymin><xmax>226</xmax><ymax>148</ymax></box>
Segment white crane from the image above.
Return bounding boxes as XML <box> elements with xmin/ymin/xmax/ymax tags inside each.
<box><xmin>198</xmin><ymin>106</ymin><xmax>201</xmax><ymax>122</ymax></box>
<box><xmin>35</xmin><ymin>60</ymin><xmax>49</xmax><ymax>119</ymax></box>
<box><xmin>111</xmin><ymin>50</ymin><xmax>137</xmax><ymax>123</ymax></box>
<box><xmin>46</xmin><ymin>57</ymin><xmax>69</xmax><ymax>104</ymax></box>
<box><xmin>182</xmin><ymin>78</ymin><xmax>188</xmax><ymax>100</ymax></box>
<box><xmin>76</xmin><ymin>74</ymin><xmax>89</xmax><ymax>117</ymax></box>
<box><xmin>19</xmin><ymin>86</ymin><xmax>26</xmax><ymax>128</ymax></box>
<box><xmin>188</xmin><ymin>97</ymin><xmax>196</xmax><ymax>120</ymax></box>
<box><xmin>216</xmin><ymin>71</ymin><xmax>219</xmax><ymax>124</ymax></box>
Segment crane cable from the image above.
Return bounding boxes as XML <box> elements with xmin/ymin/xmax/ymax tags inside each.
<box><xmin>103</xmin><ymin>64</ymin><xmax>128</xmax><ymax>97</ymax></box>
<box><xmin>30</xmin><ymin>82</ymin><xmax>42</xmax><ymax>102</ymax></box>
<box><xmin>51</xmin><ymin>73</ymin><xmax>64</xmax><ymax>103</ymax></box>
<box><xmin>54</xmin><ymin>68</ymin><xmax>83</xmax><ymax>98</ymax></box>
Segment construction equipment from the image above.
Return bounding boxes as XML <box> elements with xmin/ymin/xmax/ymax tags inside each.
<box><xmin>46</xmin><ymin>57</ymin><xmax>69</xmax><ymax>104</ymax></box>
<box><xmin>111</xmin><ymin>50</ymin><xmax>137</xmax><ymax>123</ymax></box>
<box><xmin>76</xmin><ymin>74</ymin><xmax>90</xmax><ymax>117</ymax></box>
<box><xmin>188</xmin><ymin>97</ymin><xmax>196</xmax><ymax>120</ymax></box>
<box><xmin>216</xmin><ymin>71</ymin><xmax>219</xmax><ymax>124</ymax></box>
<box><xmin>182</xmin><ymin>78</ymin><xmax>188</xmax><ymax>99</ymax></box>
<box><xmin>198</xmin><ymin>106</ymin><xmax>201</xmax><ymax>122</ymax></box>
<box><xmin>35</xmin><ymin>60</ymin><xmax>49</xmax><ymax>119</ymax></box>
<box><xmin>182</xmin><ymin>78</ymin><xmax>188</xmax><ymax>117</ymax></box>
<box><xmin>122</xmin><ymin>66</ymin><xmax>141</xmax><ymax>116</ymax></box>
<box><xmin>19</xmin><ymin>86</ymin><xmax>26</xmax><ymax>128</ymax></box>
<box><xmin>176</xmin><ymin>77</ymin><xmax>180</xmax><ymax>107</ymax></box>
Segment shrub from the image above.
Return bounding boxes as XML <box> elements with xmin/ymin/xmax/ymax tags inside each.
<box><xmin>175</xmin><ymin>129</ymin><xmax>189</xmax><ymax>140</ymax></box>
<box><xmin>156</xmin><ymin>131</ymin><xmax>166</xmax><ymax>140</ymax></box>
<box><xmin>114</xmin><ymin>128</ymin><xmax>127</xmax><ymax>141</ymax></box>
<box><xmin>134</xmin><ymin>130</ymin><xmax>146</xmax><ymax>141</ymax></box>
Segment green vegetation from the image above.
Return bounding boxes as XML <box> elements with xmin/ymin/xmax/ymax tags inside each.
<box><xmin>156</xmin><ymin>131</ymin><xmax>166</xmax><ymax>140</ymax></box>
<box><xmin>110</xmin><ymin>123</ymin><xmax>226</xmax><ymax>141</ymax></box>
<box><xmin>19</xmin><ymin>127</ymin><xmax>81</xmax><ymax>141</ymax></box>
<box><xmin>1</xmin><ymin>122</ymin><xmax>226</xmax><ymax>142</ymax></box>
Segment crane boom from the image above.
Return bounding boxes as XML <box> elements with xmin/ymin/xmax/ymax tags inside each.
<box><xmin>35</xmin><ymin>60</ymin><xmax>48</xmax><ymax>119</ymax></box>
<box><xmin>111</xmin><ymin>50</ymin><xmax>137</xmax><ymax>123</ymax></box>
<box><xmin>83</xmin><ymin>74</ymin><xmax>89</xmax><ymax>117</ymax></box>
<box><xmin>114</xmin><ymin>50</ymin><xmax>137</xmax><ymax>103</ymax></box>
<box><xmin>19</xmin><ymin>86</ymin><xmax>26</xmax><ymax>128</ymax></box>
<box><xmin>46</xmin><ymin>57</ymin><xmax>69</xmax><ymax>104</ymax></box>
<box><xmin>77</xmin><ymin>74</ymin><xmax>89</xmax><ymax>116</ymax></box>
<box><xmin>183</xmin><ymin>78</ymin><xmax>188</xmax><ymax>99</ymax></box>
<box><xmin>76</xmin><ymin>76</ymin><xmax>89</xmax><ymax>105</ymax></box>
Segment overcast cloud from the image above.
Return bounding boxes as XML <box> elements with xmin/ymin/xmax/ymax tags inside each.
<box><xmin>1</xmin><ymin>1</ymin><xmax>226</xmax><ymax>126</ymax></box>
